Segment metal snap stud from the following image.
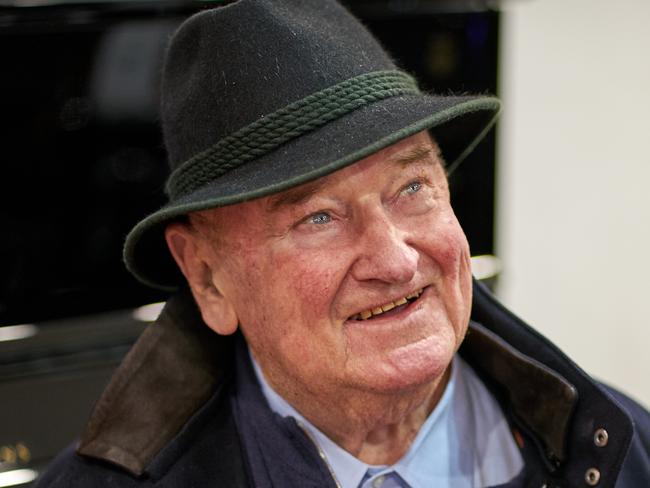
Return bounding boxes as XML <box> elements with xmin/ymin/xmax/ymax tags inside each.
<box><xmin>594</xmin><ymin>428</ymin><xmax>609</xmax><ymax>447</ymax></box>
<box><xmin>585</xmin><ymin>468</ymin><xmax>601</xmax><ymax>486</ymax></box>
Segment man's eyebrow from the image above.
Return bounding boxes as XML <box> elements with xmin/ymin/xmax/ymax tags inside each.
<box><xmin>266</xmin><ymin>178</ymin><xmax>328</xmax><ymax>213</ymax></box>
<box><xmin>391</xmin><ymin>143</ymin><xmax>437</xmax><ymax>168</ymax></box>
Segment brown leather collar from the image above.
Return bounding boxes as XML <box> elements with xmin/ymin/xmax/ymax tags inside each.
<box><xmin>76</xmin><ymin>289</ymin><xmax>233</xmax><ymax>475</ymax></box>
<box><xmin>460</xmin><ymin>322</ymin><xmax>578</xmax><ymax>464</ymax></box>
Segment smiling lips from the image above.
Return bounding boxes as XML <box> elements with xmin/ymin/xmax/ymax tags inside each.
<box><xmin>349</xmin><ymin>288</ymin><xmax>424</xmax><ymax>321</ymax></box>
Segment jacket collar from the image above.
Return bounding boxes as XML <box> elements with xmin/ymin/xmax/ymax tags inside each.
<box><xmin>76</xmin><ymin>282</ymin><xmax>633</xmax><ymax>487</ymax></box>
<box><xmin>470</xmin><ymin>280</ymin><xmax>634</xmax><ymax>487</ymax></box>
<box><xmin>460</xmin><ymin>321</ymin><xmax>578</xmax><ymax>464</ymax></box>
<box><xmin>76</xmin><ymin>289</ymin><xmax>236</xmax><ymax>475</ymax></box>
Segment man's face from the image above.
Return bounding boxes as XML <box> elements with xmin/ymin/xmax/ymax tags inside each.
<box><xmin>193</xmin><ymin>131</ymin><xmax>472</xmax><ymax>398</ymax></box>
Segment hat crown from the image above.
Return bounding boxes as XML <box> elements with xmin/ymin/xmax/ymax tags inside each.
<box><xmin>162</xmin><ymin>0</ymin><xmax>397</xmax><ymax>171</ymax></box>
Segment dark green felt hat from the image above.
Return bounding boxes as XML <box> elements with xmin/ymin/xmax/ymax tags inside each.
<box><xmin>124</xmin><ymin>0</ymin><xmax>501</xmax><ymax>290</ymax></box>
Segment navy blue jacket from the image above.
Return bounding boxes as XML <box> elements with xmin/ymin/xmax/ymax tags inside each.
<box><xmin>36</xmin><ymin>283</ymin><xmax>650</xmax><ymax>487</ymax></box>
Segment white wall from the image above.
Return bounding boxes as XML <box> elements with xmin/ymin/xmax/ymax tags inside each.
<box><xmin>497</xmin><ymin>0</ymin><xmax>650</xmax><ymax>408</ymax></box>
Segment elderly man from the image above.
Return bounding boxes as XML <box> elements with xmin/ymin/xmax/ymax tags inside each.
<box><xmin>38</xmin><ymin>0</ymin><xmax>650</xmax><ymax>487</ymax></box>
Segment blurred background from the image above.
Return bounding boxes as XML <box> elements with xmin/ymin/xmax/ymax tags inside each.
<box><xmin>0</xmin><ymin>0</ymin><xmax>648</xmax><ymax>485</ymax></box>
<box><xmin>497</xmin><ymin>0</ymin><xmax>650</xmax><ymax>414</ymax></box>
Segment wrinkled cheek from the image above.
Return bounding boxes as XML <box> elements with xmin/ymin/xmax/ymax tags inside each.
<box><xmin>274</xmin><ymin>251</ymin><xmax>343</xmax><ymax>319</ymax></box>
<box><xmin>429</xmin><ymin>218</ymin><xmax>473</xmax><ymax>331</ymax></box>
<box><xmin>458</xmin><ymin>244</ymin><xmax>473</xmax><ymax>324</ymax></box>
<box><xmin>432</xmin><ymin>222</ymin><xmax>470</xmax><ymax>278</ymax></box>
<box><xmin>451</xmin><ymin>233</ymin><xmax>473</xmax><ymax>337</ymax></box>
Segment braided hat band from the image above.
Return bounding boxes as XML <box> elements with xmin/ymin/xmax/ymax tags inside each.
<box><xmin>166</xmin><ymin>70</ymin><xmax>419</xmax><ymax>200</ymax></box>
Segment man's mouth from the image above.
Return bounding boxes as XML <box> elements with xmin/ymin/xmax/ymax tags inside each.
<box><xmin>348</xmin><ymin>288</ymin><xmax>424</xmax><ymax>321</ymax></box>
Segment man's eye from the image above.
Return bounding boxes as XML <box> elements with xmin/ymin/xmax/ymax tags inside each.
<box><xmin>403</xmin><ymin>181</ymin><xmax>422</xmax><ymax>195</ymax></box>
<box><xmin>307</xmin><ymin>212</ymin><xmax>332</xmax><ymax>225</ymax></box>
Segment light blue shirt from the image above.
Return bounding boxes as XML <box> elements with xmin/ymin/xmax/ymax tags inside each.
<box><xmin>251</xmin><ymin>352</ymin><xmax>523</xmax><ymax>488</ymax></box>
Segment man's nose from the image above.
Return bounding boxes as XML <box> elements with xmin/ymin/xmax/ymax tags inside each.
<box><xmin>350</xmin><ymin>208</ymin><xmax>419</xmax><ymax>284</ymax></box>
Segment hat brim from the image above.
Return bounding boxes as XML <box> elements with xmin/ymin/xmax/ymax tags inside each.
<box><xmin>124</xmin><ymin>93</ymin><xmax>500</xmax><ymax>289</ymax></box>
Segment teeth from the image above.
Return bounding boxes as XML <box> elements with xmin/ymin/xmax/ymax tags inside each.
<box><xmin>352</xmin><ymin>288</ymin><xmax>424</xmax><ymax>321</ymax></box>
<box><xmin>360</xmin><ymin>310</ymin><xmax>372</xmax><ymax>320</ymax></box>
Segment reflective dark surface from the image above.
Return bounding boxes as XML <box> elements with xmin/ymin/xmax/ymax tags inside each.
<box><xmin>1</xmin><ymin>3</ymin><xmax>184</xmax><ymax>326</ymax></box>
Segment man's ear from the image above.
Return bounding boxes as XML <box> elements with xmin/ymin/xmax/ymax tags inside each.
<box><xmin>164</xmin><ymin>221</ymin><xmax>239</xmax><ymax>335</ymax></box>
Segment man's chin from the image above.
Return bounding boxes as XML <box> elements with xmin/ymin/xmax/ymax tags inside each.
<box><xmin>349</xmin><ymin>335</ymin><xmax>455</xmax><ymax>393</ymax></box>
